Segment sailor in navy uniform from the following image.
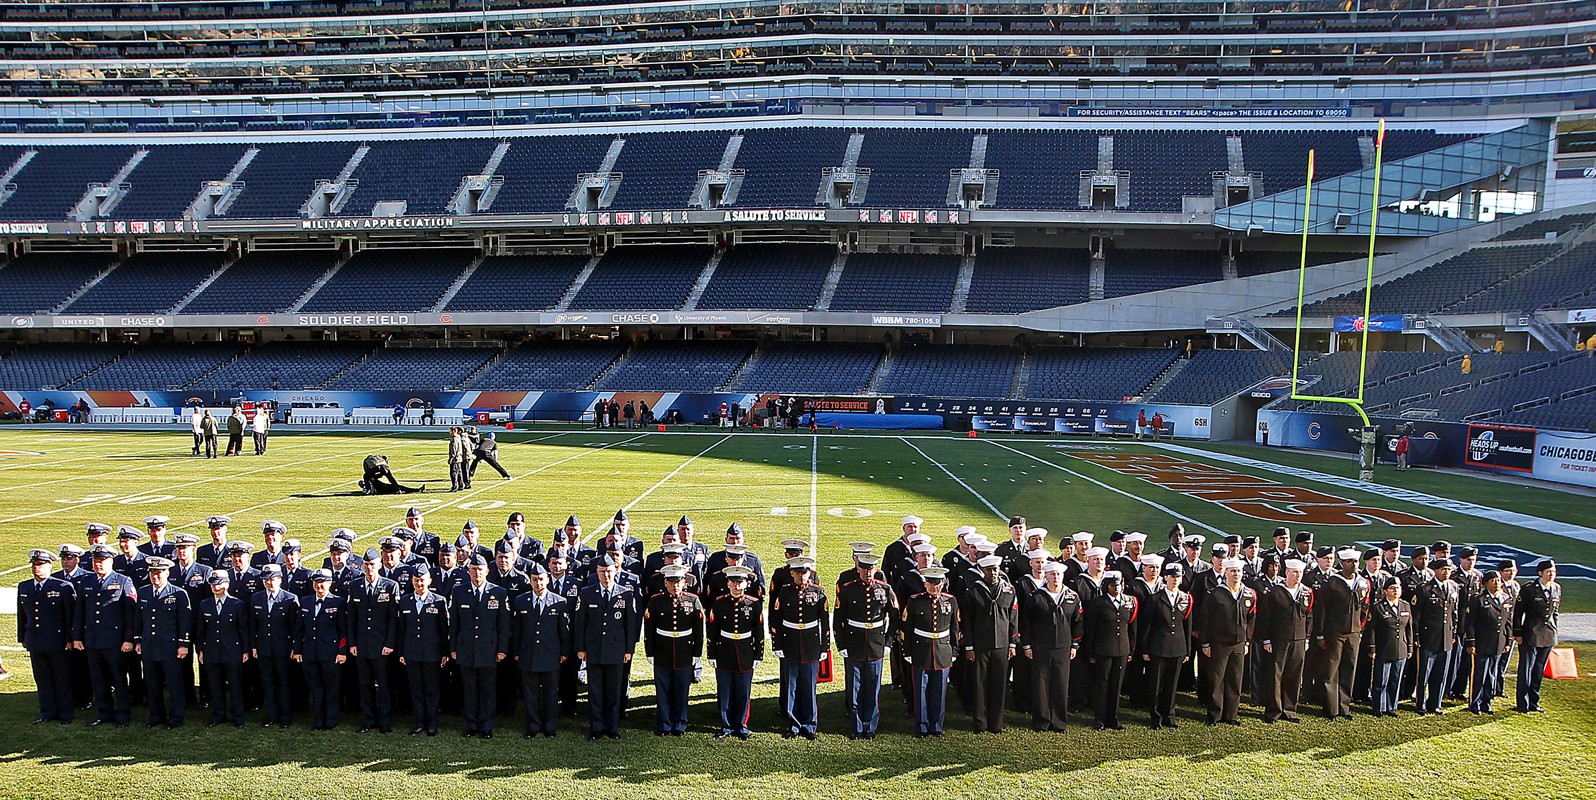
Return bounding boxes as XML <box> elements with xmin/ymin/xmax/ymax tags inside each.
<box><xmin>1198</xmin><ymin>558</ymin><xmax>1256</xmax><ymax>726</ymax></box>
<box><xmin>396</xmin><ymin>567</ymin><xmax>449</xmax><ymax>736</ymax></box>
<box><xmin>1019</xmin><ymin>561</ymin><xmax>1081</xmax><ymax>733</ymax></box>
<box><xmin>834</xmin><ymin>552</ymin><xmax>895</xmax><ymax>739</ymax></box>
<box><xmin>771</xmin><ymin>556</ymin><xmax>829</xmax><ymax>740</ymax></box>
<box><xmin>959</xmin><ymin>554</ymin><xmax>1018</xmax><ymax>734</ymax></box>
<box><xmin>134</xmin><ymin>557</ymin><xmax>192</xmax><ymax>729</ymax></box>
<box><xmin>708</xmin><ymin>566</ymin><xmax>763</xmax><ymax>739</ymax></box>
<box><xmin>1140</xmin><ymin>561</ymin><xmax>1192</xmax><ymax>730</ymax></box>
<box><xmin>251</xmin><ymin>564</ymin><xmax>299</xmax><ymax>728</ymax></box>
<box><xmin>195</xmin><ymin>572</ymin><xmax>251</xmax><ymax>727</ymax></box>
<box><xmin>1514</xmin><ymin>559</ymin><xmax>1561</xmax><ymax>713</ymax></box>
<box><xmin>450</xmin><ymin>554</ymin><xmax>510</xmax><ymax>738</ymax></box>
<box><xmin>348</xmin><ymin>548</ymin><xmax>401</xmax><ymax>733</ymax></box>
<box><xmin>293</xmin><ymin>570</ymin><xmax>348</xmax><ymax>730</ymax></box>
<box><xmin>1313</xmin><ymin>548</ymin><xmax>1370</xmax><ymax>719</ymax></box>
<box><xmin>902</xmin><ymin>566</ymin><xmax>959</xmax><ymax>738</ymax></box>
<box><xmin>644</xmin><ymin>564</ymin><xmax>705</xmax><ymax>736</ymax></box>
<box><xmin>575</xmin><ymin>556</ymin><xmax>639</xmax><ymax>740</ymax></box>
<box><xmin>511</xmin><ymin>562</ymin><xmax>570</xmax><ymax>738</ymax></box>
<box><xmin>138</xmin><ymin>515</ymin><xmax>175</xmax><ymax>560</ymax></box>
<box><xmin>1081</xmin><ymin>570</ymin><xmax>1137</xmax><ymax>731</ymax></box>
<box><xmin>74</xmin><ymin>545</ymin><xmax>137</xmax><ymax>727</ymax></box>
<box><xmin>19</xmin><ymin>549</ymin><xmax>76</xmax><ymax>725</ymax></box>
<box><xmin>1258</xmin><ymin>558</ymin><xmax>1313</xmax><ymax>723</ymax></box>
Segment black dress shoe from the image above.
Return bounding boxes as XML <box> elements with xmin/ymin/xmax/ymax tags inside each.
<box><xmin>146</xmin><ymin>721</ymin><xmax>162</xmax><ymax>728</ymax></box>
<box><xmin>670</xmin><ymin>730</ymin><xmax>683</xmax><ymax>737</ymax></box>
<box><xmin>207</xmin><ymin>722</ymin><xmax>222</xmax><ymax>728</ymax></box>
<box><xmin>737</xmin><ymin>731</ymin><xmax>752</xmax><ymax>740</ymax></box>
<box><xmin>166</xmin><ymin>723</ymin><xmax>182</xmax><ymax>730</ymax></box>
<box><xmin>1224</xmin><ymin>720</ymin><xmax>1242</xmax><ymax>726</ymax></box>
<box><xmin>781</xmin><ymin>731</ymin><xmax>796</xmax><ymax>739</ymax></box>
<box><xmin>1150</xmin><ymin>720</ymin><xmax>1162</xmax><ymax>730</ymax></box>
<box><xmin>1205</xmin><ymin>720</ymin><xmax>1218</xmax><ymax>726</ymax></box>
<box><xmin>280</xmin><ymin>723</ymin><xmax>291</xmax><ymax>729</ymax></box>
<box><xmin>1285</xmin><ymin>716</ymin><xmax>1302</xmax><ymax>724</ymax></box>
<box><xmin>1092</xmin><ymin>723</ymin><xmax>1105</xmax><ymax>731</ymax></box>
<box><xmin>411</xmin><ymin>727</ymin><xmax>425</xmax><ymax>736</ymax></box>
<box><xmin>263</xmin><ymin>722</ymin><xmax>276</xmax><ymax>729</ymax></box>
<box><xmin>381</xmin><ymin>727</ymin><xmax>392</xmax><ymax>734</ymax></box>
<box><xmin>654</xmin><ymin>730</ymin><xmax>667</xmax><ymax>737</ymax></box>
<box><xmin>544</xmin><ymin>732</ymin><xmax>556</xmax><ymax>739</ymax></box>
<box><xmin>605</xmin><ymin>732</ymin><xmax>621</xmax><ymax>740</ymax></box>
<box><xmin>1109</xmin><ymin>723</ymin><xmax>1125</xmax><ymax>731</ymax></box>
<box><xmin>1262</xmin><ymin>717</ymin><xmax>1276</xmax><ymax>724</ymax></box>
<box><xmin>463</xmin><ymin>730</ymin><xmax>477</xmax><ymax>738</ymax></box>
<box><xmin>801</xmin><ymin>731</ymin><xmax>817</xmax><ymax>741</ymax></box>
<box><xmin>116</xmin><ymin>722</ymin><xmax>129</xmax><ymax>729</ymax></box>
<box><xmin>234</xmin><ymin>723</ymin><xmax>245</xmax><ymax>729</ymax></box>
<box><xmin>90</xmin><ymin>719</ymin><xmax>109</xmax><ymax>727</ymax></box>
<box><xmin>716</xmin><ymin>732</ymin><xmax>732</xmax><ymax>739</ymax></box>
<box><xmin>525</xmin><ymin>732</ymin><xmax>536</xmax><ymax>739</ymax></box>
<box><xmin>32</xmin><ymin>719</ymin><xmax>46</xmax><ymax>726</ymax></box>
<box><xmin>427</xmin><ymin>729</ymin><xmax>438</xmax><ymax>737</ymax></box>
<box><xmin>358</xmin><ymin>726</ymin><xmax>373</xmax><ymax>733</ymax></box>
<box><xmin>481</xmin><ymin>730</ymin><xmax>493</xmax><ymax>739</ymax></box>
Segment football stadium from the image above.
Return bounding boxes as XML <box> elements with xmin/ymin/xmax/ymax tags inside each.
<box><xmin>0</xmin><ymin>0</ymin><xmax>1595</xmax><ymax>795</ymax></box>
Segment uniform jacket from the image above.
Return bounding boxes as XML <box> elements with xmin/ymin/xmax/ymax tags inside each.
<box><xmin>75</xmin><ymin>571</ymin><xmax>137</xmax><ymax>649</ymax></box>
<box><xmin>1464</xmin><ymin>591</ymin><xmax>1514</xmax><ymax>654</ymax></box>
<box><xmin>250</xmin><ymin>588</ymin><xmax>300</xmax><ymax>658</ymax></box>
<box><xmin>448</xmin><ymin>583</ymin><xmax>510</xmax><ymax>667</ymax></box>
<box><xmin>902</xmin><ymin>590</ymin><xmax>959</xmax><ymax>669</ymax></box>
<box><xmin>834</xmin><ymin>577</ymin><xmax>896</xmax><ymax>660</ymax></box>
<box><xmin>1081</xmin><ymin>592</ymin><xmax>1138</xmax><ymax>659</ymax></box>
<box><xmin>1259</xmin><ymin>583</ymin><xmax>1313</xmax><ymax>645</ymax></box>
<box><xmin>1513</xmin><ymin>581</ymin><xmax>1561</xmax><ymax>648</ymax></box>
<box><xmin>395</xmin><ymin>590</ymin><xmax>450</xmax><ymax>664</ymax></box>
<box><xmin>707</xmin><ymin>593</ymin><xmax>764</xmax><ymax>671</ymax></box>
<box><xmin>1365</xmin><ymin>598</ymin><xmax>1414</xmax><ymax>661</ymax></box>
<box><xmin>958</xmin><ymin>577</ymin><xmax>1019</xmax><ymax>653</ymax></box>
<box><xmin>293</xmin><ymin>593</ymin><xmax>348</xmax><ymax>662</ymax></box>
<box><xmin>195</xmin><ymin>594</ymin><xmax>252</xmax><ymax>663</ymax></box>
<box><xmin>1197</xmin><ymin>585</ymin><xmax>1256</xmax><ymax>646</ymax></box>
<box><xmin>18</xmin><ymin>575</ymin><xmax>76</xmax><ymax>652</ymax></box>
<box><xmin>1138</xmin><ymin>587</ymin><xmax>1192</xmax><ymax>659</ymax></box>
<box><xmin>510</xmin><ymin>591</ymin><xmax>571</xmax><ymax>671</ymax></box>
<box><xmin>1413</xmin><ymin>578</ymin><xmax>1459</xmax><ymax>653</ymax></box>
<box><xmin>770</xmin><ymin>583</ymin><xmax>830</xmax><ymax>663</ymax></box>
<box><xmin>1312</xmin><ymin>574</ymin><xmax>1371</xmax><ymax>640</ymax></box>
<box><xmin>134</xmin><ymin>583</ymin><xmax>193</xmax><ymax>661</ymax></box>
<box><xmin>347</xmin><ymin>576</ymin><xmax>401</xmax><ymax>655</ymax></box>
<box><xmin>1018</xmin><ymin>585</ymin><xmax>1083</xmax><ymax>652</ymax></box>
<box><xmin>644</xmin><ymin>591</ymin><xmax>705</xmax><ymax>669</ymax></box>
<box><xmin>574</xmin><ymin>583</ymin><xmax>639</xmax><ymax>665</ymax></box>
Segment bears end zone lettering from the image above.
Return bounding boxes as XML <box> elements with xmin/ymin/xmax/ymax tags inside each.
<box><xmin>1070</xmin><ymin>452</ymin><xmax>1445</xmax><ymax>528</ymax></box>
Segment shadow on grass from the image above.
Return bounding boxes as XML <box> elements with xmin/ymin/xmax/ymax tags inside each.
<box><xmin>0</xmin><ymin>675</ymin><xmax>1508</xmax><ymax>784</ymax></box>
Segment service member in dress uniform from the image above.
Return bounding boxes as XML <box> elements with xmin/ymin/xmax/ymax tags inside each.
<box><xmin>1514</xmin><ymin>559</ymin><xmax>1561</xmax><ymax>713</ymax></box>
<box><xmin>169</xmin><ymin>532</ymin><xmax>214</xmax><ymax>707</ymax></box>
<box><xmin>397</xmin><ymin>568</ymin><xmax>449</xmax><ymax>736</ymax></box>
<box><xmin>402</xmin><ymin>507</ymin><xmax>442</xmax><ymax>566</ymax></box>
<box><xmin>1313</xmin><ymin>548</ymin><xmax>1370</xmax><ymax>719</ymax></box>
<box><xmin>1447</xmin><ymin>545</ymin><xmax>1484</xmax><ymax>699</ymax></box>
<box><xmin>707</xmin><ymin>523</ymin><xmax>765</xmax><ymax>584</ymax></box>
<box><xmin>252</xmin><ymin>521</ymin><xmax>288</xmax><ymax>569</ymax></box>
<box><xmin>834</xmin><ymin>552</ymin><xmax>895</xmax><ymax>739</ymax></box>
<box><xmin>348</xmin><ymin>548</ymin><xmax>400</xmax><ymax>734</ymax></box>
<box><xmin>708</xmin><ymin>566</ymin><xmax>764</xmax><ymax>739</ymax></box>
<box><xmin>113</xmin><ymin>526</ymin><xmax>151</xmax><ymax>589</ymax></box>
<box><xmin>1081</xmin><ymin>571</ymin><xmax>1137</xmax><ymax>731</ymax></box>
<box><xmin>197</xmin><ymin>516</ymin><xmax>233</xmax><ymax>568</ymax></box>
<box><xmin>52</xmin><ymin>543</ymin><xmax>93</xmax><ymax>710</ymax></box>
<box><xmin>19</xmin><ymin>549</ymin><xmax>76</xmax><ymax>725</ymax></box>
<box><xmin>74</xmin><ymin>545</ymin><xmax>137</xmax><ymax>727</ymax></box>
<box><xmin>1412</xmin><ymin>558</ymin><xmax>1458</xmax><ymax>715</ymax></box>
<box><xmin>139</xmin><ymin>516</ymin><xmax>175</xmax><ymax>560</ymax></box>
<box><xmin>644</xmin><ymin>564</ymin><xmax>705</xmax><ymax>736</ymax></box>
<box><xmin>1124</xmin><ymin>553</ymin><xmax>1164</xmax><ymax>709</ymax></box>
<box><xmin>251</xmin><ymin>564</ymin><xmax>300</xmax><ymax>728</ymax></box>
<box><xmin>771</xmin><ymin>556</ymin><xmax>829</xmax><ymax>740</ymax></box>
<box><xmin>511</xmin><ymin>562</ymin><xmax>570</xmax><ymax>738</ymax></box>
<box><xmin>959</xmin><ymin>554</ymin><xmax>1018</xmax><ymax>734</ymax></box>
<box><xmin>1197</xmin><ymin>558</ymin><xmax>1255</xmax><ymax>726</ymax></box>
<box><xmin>451</xmin><ymin>554</ymin><xmax>510</xmax><ymax>738</ymax></box>
<box><xmin>195</xmin><ymin>571</ymin><xmax>251</xmax><ymax>728</ymax></box>
<box><xmin>293</xmin><ymin>570</ymin><xmax>348</xmax><ymax>730</ymax></box>
<box><xmin>575</xmin><ymin>556</ymin><xmax>638</xmax><ymax>740</ymax></box>
<box><xmin>902</xmin><ymin>566</ymin><xmax>958</xmax><ymax>738</ymax></box>
<box><xmin>1258</xmin><ymin>558</ymin><xmax>1312</xmax><ymax>723</ymax></box>
<box><xmin>1018</xmin><ymin>561</ymin><xmax>1081</xmax><ymax>733</ymax></box>
<box><xmin>134</xmin><ymin>557</ymin><xmax>192</xmax><ymax>729</ymax></box>
<box><xmin>1464</xmin><ymin>569</ymin><xmax>1512</xmax><ymax>714</ymax></box>
<box><xmin>1140</xmin><ymin>561</ymin><xmax>1192</xmax><ymax>730</ymax></box>
<box><xmin>706</xmin><ymin>544</ymin><xmax>765</xmax><ymax>602</ymax></box>
<box><xmin>1365</xmin><ymin>577</ymin><xmax>1414</xmax><ymax>717</ymax></box>
<box><xmin>544</xmin><ymin>552</ymin><xmax>584</xmax><ymax>717</ymax></box>
<box><xmin>223</xmin><ymin>541</ymin><xmax>263</xmax><ymax>601</ymax></box>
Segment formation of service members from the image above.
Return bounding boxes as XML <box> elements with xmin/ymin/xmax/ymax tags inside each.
<box><xmin>17</xmin><ymin>513</ymin><xmax>1565</xmax><ymax>738</ymax></box>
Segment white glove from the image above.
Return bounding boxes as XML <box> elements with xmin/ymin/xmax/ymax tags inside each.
<box><xmin>837</xmin><ymin>649</ymin><xmax>848</xmax><ymax>659</ymax></box>
<box><xmin>773</xmin><ymin>649</ymin><xmax>784</xmax><ymax>660</ymax></box>
<box><xmin>752</xmin><ymin>660</ymin><xmax>762</xmax><ymax>671</ymax></box>
<box><xmin>646</xmin><ymin>656</ymin><xmax>654</xmax><ymax>667</ymax></box>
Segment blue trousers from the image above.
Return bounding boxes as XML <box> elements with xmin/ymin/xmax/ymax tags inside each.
<box><xmin>780</xmin><ymin>659</ymin><xmax>819</xmax><ymax>735</ymax></box>
<box><xmin>1517</xmin><ymin>644</ymin><xmax>1554</xmax><ymax>711</ymax></box>
<box><xmin>914</xmin><ymin>666</ymin><xmax>950</xmax><ymax>735</ymax></box>
<box><xmin>1446</xmin><ymin>638</ymin><xmax>1469</xmax><ymax>698</ymax></box>
<box><xmin>1469</xmin><ymin>649</ymin><xmax>1503</xmax><ymax>712</ymax></box>
<box><xmin>716</xmin><ymin>669</ymin><xmax>753</xmax><ymax>735</ymax></box>
<box><xmin>654</xmin><ymin>665</ymin><xmax>692</xmax><ymax>733</ymax></box>
<box><xmin>1414</xmin><ymin>648</ymin><xmax>1450</xmax><ymax>712</ymax></box>
<box><xmin>588</xmin><ymin>661</ymin><xmax>626</xmax><ymax>735</ymax></box>
<box><xmin>1492</xmin><ymin>643</ymin><xmax>1514</xmax><ymax>700</ymax></box>
<box><xmin>845</xmin><ymin>658</ymin><xmax>884</xmax><ymax>736</ymax></box>
<box><xmin>1370</xmin><ymin>658</ymin><xmax>1406</xmax><ymax>714</ymax></box>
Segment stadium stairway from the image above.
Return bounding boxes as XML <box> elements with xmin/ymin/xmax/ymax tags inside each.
<box><xmin>169</xmin><ymin>255</ymin><xmax>238</xmax><ymax>313</ymax></box>
<box><xmin>431</xmin><ymin>253</ymin><xmax>486</xmax><ymax>311</ymax></box>
<box><xmin>552</xmin><ymin>253</ymin><xmax>603</xmax><ymax>312</ymax></box>
<box><xmin>286</xmin><ymin>253</ymin><xmax>350</xmax><ymax>313</ymax></box>
<box><xmin>51</xmin><ymin>258</ymin><xmax>120</xmax><ymax>313</ymax></box>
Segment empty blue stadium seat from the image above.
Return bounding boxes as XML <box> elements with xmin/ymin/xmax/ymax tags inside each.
<box><xmin>965</xmin><ymin>248</ymin><xmax>1091</xmax><ymax>313</ymax></box>
<box><xmin>828</xmin><ymin>252</ymin><xmax>959</xmax><ymax>312</ymax></box>
<box><xmin>566</xmin><ymin>245</ymin><xmax>711</xmax><ymax>311</ymax></box>
<box><xmin>68</xmin><ymin>342</ymin><xmax>245</xmax><ymax>389</ymax></box>
<box><xmin>729</xmin><ymin>342</ymin><xmax>882</xmax><ymax>393</ymax></box>
<box><xmin>732</xmin><ymin>128</ymin><xmax>850</xmax><ymax>207</ymax></box>
<box><xmin>696</xmin><ymin>243</ymin><xmax>835</xmax><ymax>310</ymax></box>
<box><xmin>1027</xmin><ymin>348</ymin><xmax>1181</xmax><ymax>401</ymax></box>
<box><xmin>876</xmin><ymin>344</ymin><xmax>1016</xmax><ymax>399</ymax></box>
<box><xmin>853</xmin><ymin>128</ymin><xmax>970</xmax><ymax>208</ymax></box>
<box><xmin>0</xmin><ymin>145</ymin><xmax>140</xmax><ymax>220</ymax></box>
<box><xmin>468</xmin><ymin>340</ymin><xmax>625</xmax><ymax>390</ymax></box>
<box><xmin>327</xmin><ymin>346</ymin><xmax>497</xmax><ymax>389</ymax></box>
<box><xmin>184</xmin><ymin>250</ymin><xmax>339</xmax><ymax>313</ymax></box>
<box><xmin>489</xmin><ymin>134</ymin><xmax>613</xmax><ymax>214</ymax></box>
<box><xmin>596</xmin><ymin>340</ymin><xmax>753</xmax><ymax>391</ymax></box>
<box><xmin>445</xmin><ymin>253</ymin><xmax>588</xmax><ymax>311</ymax></box>
<box><xmin>66</xmin><ymin>251</ymin><xmax>223</xmax><ymax>313</ymax></box>
<box><xmin>0</xmin><ymin>251</ymin><xmax>114</xmax><ymax>314</ymax></box>
<box><xmin>110</xmin><ymin>144</ymin><xmax>247</xmax><ymax>219</ymax></box>
<box><xmin>226</xmin><ymin>141</ymin><xmax>362</xmax><ymax>219</ymax></box>
<box><xmin>337</xmin><ymin>139</ymin><xmax>498</xmax><ymax>216</ymax></box>
<box><xmin>193</xmin><ymin>340</ymin><xmax>372</xmax><ymax>390</ymax></box>
<box><xmin>300</xmin><ymin>248</ymin><xmax>475</xmax><ymax>312</ymax></box>
<box><xmin>1104</xmin><ymin>249</ymin><xmax>1224</xmax><ymax>297</ymax></box>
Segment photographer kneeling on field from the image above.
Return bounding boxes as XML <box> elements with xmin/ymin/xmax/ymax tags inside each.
<box><xmin>360</xmin><ymin>454</ymin><xmax>422</xmax><ymax>495</ymax></box>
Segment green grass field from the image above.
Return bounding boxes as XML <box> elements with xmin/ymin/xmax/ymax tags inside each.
<box><xmin>0</xmin><ymin>426</ymin><xmax>1592</xmax><ymax>799</ymax></box>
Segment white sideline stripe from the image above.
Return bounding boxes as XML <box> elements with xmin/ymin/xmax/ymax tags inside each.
<box><xmin>596</xmin><ymin>434</ymin><xmax>732</xmax><ymax>549</ymax></box>
<box><xmin>0</xmin><ymin>434</ymin><xmax>366</xmax><ymax>493</ymax></box>
<box><xmin>984</xmin><ymin>440</ymin><xmax>1225</xmax><ymax>536</ymax></box>
<box><xmin>898</xmin><ymin>436</ymin><xmax>1007</xmax><ymax>521</ymax></box>
<box><xmin>1147</xmin><ymin>441</ymin><xmax>1596</xmax><ymax>545</ymax></box>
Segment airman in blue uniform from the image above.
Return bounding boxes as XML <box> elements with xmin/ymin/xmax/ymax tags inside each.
<box><xmin>511</xmin><ymin>562</ymin><xmax>571</xmax><ymax>738</ymax></box>
<box><xmin>293</xmin><ymin>570</ymin><xmax>348</xmax><ymax>730</ymax></box>
<box><xmin>348</xmin><ymin>548</ymin><xmax>401</xmax><ymax>734</ymax></box>
<box><xmin>74</xmin><ymin>544</ymin><xmax>137</xmax><ymax>727</ymax></box>
<box><xmin>575</xmin><ymin>556</ymin><xmax>638</xmax><ymax>740</ymax></box>
<box><xmin>134</xmin><ymin>557</ymin><xmax>192</xmax><ymax>729</ymax></box>
<box><xmin>19</xmin><ymin>549</ymin><xmax>76</xmax><ymax>725</ymax></box>
<box><xmin>450</xmin><ymin>554</ymin><xmax>510</xmax><ymax>738</ymax></box>
<box><xmin>252</xmin><ymin>564</ymin><xmax>300</xmax><ymax>728</ymax></box>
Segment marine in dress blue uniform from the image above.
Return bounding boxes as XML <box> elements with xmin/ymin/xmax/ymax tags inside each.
<box><xmin>251</xmin><ymin>564</ymin><xmax>300</xmax><ymax>728</ymax></box>
<box><xmin>707</xmin><ymin>566</ymin><xmax>763</xmax><ymax>738</ymax></box>
<box><xmin>511</xmin><ymin>563</ymin><xmax>571</xmax><ymax>738</ymax></box>
<box><xmin>574</xmin><ymin>556</ymin><xmax>638</xmax><ymax>739</ymax></box>
<box><xmin>643</xmin><ymin>564</ymin><xmax>704</xmax><ymax>736</ymax></box>
<box><xmin>902</xmin><ymin>566</ymin><xmax>959</xmax><ymax>737</ymax></box>
<box><xmin>293</xmin><ymin>570</ymin><xmax>348</xmax><ymax>730</ymax></box>
<box><xmin>771</xmin><ymin>556</ymin><xmax>829</xmax><ymax>739</ymax></box>
<box><xmin>19</xmin><ymin>550</ymin><xmax>76</xmax><ymax>724</ymax></box>
<box><xmin>134</xmin><ymin>557</ymin><xmax>192</xmax><ymax>728</ymax></box>
<box><xmin>74</xmin><ymin>545</ymin><xmax>137</xmax><ymax>726</ymax></box>
<box><xmin>450</xmin><ymin>555</ymin><xmax>510</xmax><ymax>737</ymax></box>
<box><xmin>833</xmin><ymin>552</ymin><xmax>895</xmax><ymax>738</ymax></box>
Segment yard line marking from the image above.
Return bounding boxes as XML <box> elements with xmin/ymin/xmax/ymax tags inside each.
<box><xmin>0</xmin><ymin>435</ymin><xmax>404</xmax><ymax>524</ymax></box>
<box><xmin>810</xmin><ymin>433</ymin><xmax>819</xmax><ymax>552</ymax></box>
<box><xmin>589</xmin><ymin>434</ymin><xmax>733</xmax><ymax>548</ymax></box>
<box><xmin>0</xmin><ymin>434</ymin><xmax>374</xmax><ymax>493</ymax></box>
<box><xmin>984</xmin><ymin>440</ymin><xmax>1224</xmax><ymax>536</ymax></box>
<box><xmin>898</xmin><ymin>436</ymin><xmax>1007</xmax><ymax>521</ymax></box>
